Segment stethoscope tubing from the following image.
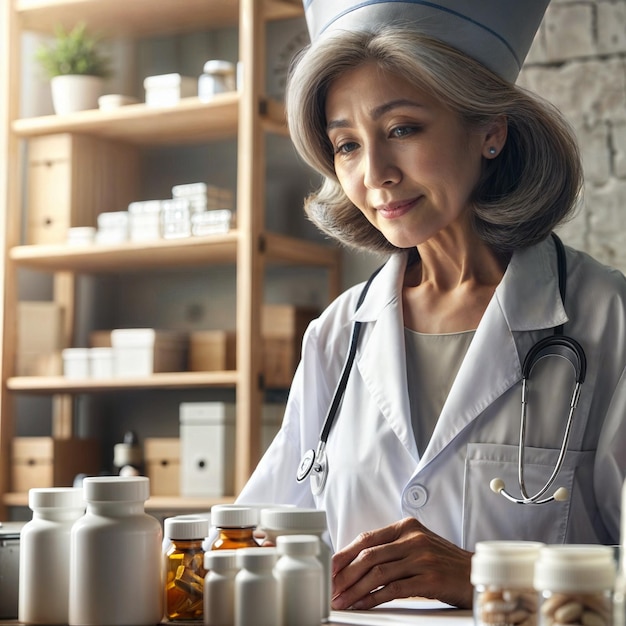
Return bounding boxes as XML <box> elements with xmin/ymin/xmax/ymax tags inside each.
<box><xmin>298</xmin><ymin>234</ymin><xmax>587</xmax><ymax>506</ymax></box>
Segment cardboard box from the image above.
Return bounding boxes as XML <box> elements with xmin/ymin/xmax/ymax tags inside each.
<box><xmin>261</xmin><ymin>305</ymin><xmax>318</xmax><ymax>388</ymax></box>
<box><xmin>188</xmin><ymin>330</ymin><xmax>236</xmax><ymax>372</ymax></box>
<box><xmin>11</xmin><ymin>437</ymin><xmax>101</xmax><ymax>493</ymax></box>
<box><xmin>144</xmin><ymin>438</ymin><xmax>180</xmax><ymax>497</ymax></box>
<box><xmin>26</xmin><ymin>134</ymin><xmax>139</xmax><ymax>244</ymax></box>
<box><xmin>261</xmin><ymin>305</ymin><xmax>319</xmax><ymax>339</ymax></box>
<box><xmin>16</xmin><ymin>302</ymin><xmax>66</xmax><ymax>375</ymax></box>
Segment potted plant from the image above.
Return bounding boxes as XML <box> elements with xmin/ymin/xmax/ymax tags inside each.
<box><xmin>36</xmin><ymin>22</ymin><xmax>111</xmax><ymax>115</ymax></box>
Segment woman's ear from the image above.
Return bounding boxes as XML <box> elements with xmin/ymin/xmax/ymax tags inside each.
<box><xmin>482</xmin><ymin>115</ymin><xmax>508</xmax><ymax>159</ymax></box>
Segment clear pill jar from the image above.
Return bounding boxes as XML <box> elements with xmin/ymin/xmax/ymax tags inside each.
<box><xmin>534</xmin><ymin>544</ymin><xmax>616</xmax><ymax>626</ymax></box>
<box><xmin>198</xmin><ymin>60</ymin><xmax>236</xmax><ymax>101</ymax></box>
<box><xmin>19</xmin><ymin>487</ymin><xmax>85</xmax><ymax>625</ymax></box>
<box><xmin>471</xmin><ymin>540</ymin><xmax>543</xmax><ymax>626</ymax></box>
<box><xmin>165</xmin><ymin>517</ymin><xmax>210</xmax><ymax>621</ymax></box>
<box><xmin>68</xmin><ymin>476</ymin><xmax>163</xmax><ymax>626</ymax></box>
<box><xmin>211</xmin><ymin>506</ymin><xmax>259</xmax><ymax>551</ymax></box>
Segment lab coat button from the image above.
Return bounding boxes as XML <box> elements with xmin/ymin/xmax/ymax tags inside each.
<box><xmin>403</xmin><ymin>484</ymin><xmax>428</xmax><ymax>509</ymax></box>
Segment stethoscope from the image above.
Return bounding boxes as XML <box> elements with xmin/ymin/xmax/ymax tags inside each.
<box><xmin>296</xmin><ymin>233</ymin><xmax>587</xmax><ymax>503</ymax></box>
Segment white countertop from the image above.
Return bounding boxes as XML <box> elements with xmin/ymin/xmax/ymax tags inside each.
<box><xmin>328</xmin><ymin>599</ymin><xmax>473</xmax><ymax>625</ymax></box>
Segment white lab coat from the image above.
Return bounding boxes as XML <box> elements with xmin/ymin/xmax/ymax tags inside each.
<box><xmin>238</xmin><ymin>237</ymin><xmax>626</xmax><ymax>552</ymax></box>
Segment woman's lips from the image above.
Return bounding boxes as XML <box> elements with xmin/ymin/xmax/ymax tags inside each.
<box><xmin>375</xmin><ymin>197</ymin><xmax>421</xmax><ymax>219</ymax></box>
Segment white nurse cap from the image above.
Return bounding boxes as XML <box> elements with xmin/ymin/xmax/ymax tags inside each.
<box><xmin>303</xmin><ymin>0</ymin><xmax>550</xmax><ymax>82</ymax></box>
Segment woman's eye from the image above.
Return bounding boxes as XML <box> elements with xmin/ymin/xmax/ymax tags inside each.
<box><xmin>391</xmin><ymin>125</ymin><xmax>418</xmax><ymax>138</ymax></box>
<box><xmin>334</xmin><ymin>141</ymin><xmax>359</xmax><ymax>155</ymax></box>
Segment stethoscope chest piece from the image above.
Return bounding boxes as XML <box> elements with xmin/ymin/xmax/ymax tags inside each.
<box><xmin>296</xmin><ymin>444</ymin><xmax>329</xmax><ymax>496</ymax></box>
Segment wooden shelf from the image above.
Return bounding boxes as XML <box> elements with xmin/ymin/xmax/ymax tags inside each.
<box><xmin>7</xmin><ymin>371</ymin><xmax>239</xmax><ymax>394</ymax></box>
<box><xmin>3</xmin><ymin>491</ymin><xmax>234</xmax><ymax>511</ymax></box>
<box><xmin>10</xmin><ymin>231</ymin><xmax>340</xmax><ymax>273</ymax></box>
<box><xmin>16</xmin><ymin>0</ymin><xmax>303</xmax><ymax>37</ymax></box>
<box><xmin>12</xmin><ymin>95</ymin><xmax>288</xmax><ymax>145</ymax></box>
<box><xmin>13</xmin><ymin>95</ymin><xmax>238</xmax><ymax>146</ymax></box>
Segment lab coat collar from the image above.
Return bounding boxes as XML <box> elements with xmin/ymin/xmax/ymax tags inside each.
<box><xmin>351</xmin><ymin>252</ymin><xmax>406</xmax><ymax>323</ymax></box>
<box><xmin>420</xmin><ymin>236</ymin><xmax>570</xmax><ymax>468</ymax></box>
<box><xmin>496</xmin><ymin>236</ymin><xmax>569</xmax><ymax>332</ymax></box>
<box><xmin>351</xmin><ymin>237</ymin><xmax>569</xmax><ymax>467</ymax></box>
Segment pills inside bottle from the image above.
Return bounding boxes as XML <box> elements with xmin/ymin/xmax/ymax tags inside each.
<box><xmin>164</xmin><ymin>517</ymin><xmax>210</xmax><ymax>620</ymax></box>
<box><xmin>471</xmin><ymin>540</ymin><xmax>543</xmax><ymax>626</ymax></box>
<box><xmin>534</xmin><ymin>544</ymin><xmax>616</xmax><ymax>626</ymax></box>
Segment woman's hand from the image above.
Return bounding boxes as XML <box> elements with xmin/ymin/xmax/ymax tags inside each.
<box><xmin>331</xmin><ymin>516</ymin><xmax>473</xmax><ymax>610</ymax></box>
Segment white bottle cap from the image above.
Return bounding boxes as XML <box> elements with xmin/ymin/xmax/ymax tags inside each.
<box><xmin>82</xmin><ymin>476</ymin><xmax>150</xmax><ymax>502</ymax></box>
<box><xmin>236</xmin><ymin>546</ymin><xmax>278</xmax><ymax>569</ymax></box>
<box><xmin>277</xmin><ymin>534</ymin><xmax>320</xmax><ymax>557</ymax></box>
<box><xmin>470</xmin><ymin>540</ymin><xmax>544</xmax><ymax>587</ymax></box>
<box><xmin>205</xmin><ymin>549</ymin><xmax>238</xmax><ymax>571</ymax></box>
<box><xmin>260</xmin><ymin>507</ymin><xmax>327</xmax><ymax>533</ymax></box>
<box><xmin>211</xmin><ymin>506</ymin><xmax>258</xmax><ymax>528</ymax></box>
<box><xmin>28</xmin><ymin>487</ymin><xmax>85</xmax><ymax>511</ymax></box>
<box><xmin>165</xmin><ymin>517</ymin><xmax>210</xmax><ymax>540</ymax></box>
<box><xmin>534</xmin><ymin>544</ymin><xmax>616</xmax><ymax>592</ymax></box>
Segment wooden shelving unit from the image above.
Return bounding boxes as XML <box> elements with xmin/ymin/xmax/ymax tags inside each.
<box><xmin>0</xmin><ymin>0</ymin><xmax>340</xmax><ymax>517</ymax></box>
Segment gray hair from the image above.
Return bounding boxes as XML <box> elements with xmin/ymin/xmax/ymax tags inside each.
<box><xmin>286</xmin><ymin>26</ymin><xmax>583</xmax><ymax>255</ymax></box>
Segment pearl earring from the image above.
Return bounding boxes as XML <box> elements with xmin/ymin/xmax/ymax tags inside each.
<box><xmin>488</xmin><ymin>147</ymin><xmax>497</xmax><ymax>156</ymax></box>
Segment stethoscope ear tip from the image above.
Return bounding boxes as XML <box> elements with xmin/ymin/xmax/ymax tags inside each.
<box><xmin>553</xmin><ymin>487</ymin><xmax>569</xmax><ymax>501</ymax></box>
<box><xmin>490</xmin><ymin>478</ymin><xmax>506</xmax><ymax>494</ymax></box>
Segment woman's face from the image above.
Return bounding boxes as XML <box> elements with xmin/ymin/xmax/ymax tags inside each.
<box><xmin>325</xmin><ymin>62</ymin><xmax>490</xmax><ymax>249</ymax></box>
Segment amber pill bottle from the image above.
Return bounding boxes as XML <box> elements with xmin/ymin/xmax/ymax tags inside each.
<box><xmin>211</xmin><ymin>506</ymin><xmax>258</xmax><ymax>550</ymax></box>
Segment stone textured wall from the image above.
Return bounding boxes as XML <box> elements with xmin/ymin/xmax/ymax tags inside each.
<box><xmin>519</xmin><ymin>0</ymin><xmax>626</xmax><ymax>271</ymax></box>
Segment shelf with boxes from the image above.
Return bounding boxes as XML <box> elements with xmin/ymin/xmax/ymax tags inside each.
<box><xmin>10</xmin><ymin>304</ymin><xmax>318</xmax><ymax>392</ymax></box>
<box><xmin>1</xmin><ymin>0</ymin><xmax>339</xmax><ymax>518</ymax></box>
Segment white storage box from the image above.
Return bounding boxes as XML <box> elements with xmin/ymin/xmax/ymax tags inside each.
<box><xmin>111</xmin><ymin>329</ymin><xmax>187</xmax><ymax>377</ymax></box>
<box><xmin>96</xmin><ymin>211</ymin><xmax>129</xmax><ymax>245</ymax></box>
<box><xmin>128</xmin><ymin>200</ymin><xmax>162</xmax><ymax>241</ymax></box>
<box><xmin>161</xmin><ymin>198</ymin><xmax>191</xmax><ymax>240</ymax></box>
<box><xmin>179</xmin><ymin>402</ymin><xmax>235</xmax><ymax>497</ymax></box>
<box><xmin>89</xmin><ymin>347</ymin><xmax>114</xmax><ymax>379</ymax></box>
<box><xmin>144</xmin><ymin>73</ymin><xmax>197</xmax><ymax>107</ymax></box>
<box><xmin>62</xmin><ymin>348</ymin><xmax>90</xmax><ymax>379</ymax></box>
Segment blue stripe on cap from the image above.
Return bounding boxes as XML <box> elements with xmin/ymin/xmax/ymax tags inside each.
<box><xmin>304</xmin><ymin>0</ymin><xmax>521</xmax><ymax>70</ymax></box>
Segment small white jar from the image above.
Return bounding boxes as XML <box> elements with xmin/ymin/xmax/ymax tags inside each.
<box><xmin>471</xmin><ymin>540</ymin><xmax>543</xmax><ymax>626</ymax></box>
<box><xmin>260</xmin><ymin>507</ymin><xmax>331</xmax><ymax>620</ymax></box>
<box><xmin>198</xmin><ymin>60</ymin><xmax>236</xmax><ymax>101</ymax></box>
<box><xmin>235</xmin><ymin>547</ymin><xmax>280</xmax><ymax>626</ymax></box>
<box><xmin>18</xmin><ymin>487</ymin><xmax>85</xmax><ymax>625</ymax></box>
<box><xmin>204</xmin><ymin>549</ymin><xmax>238</xmax><ymax>626</ymax></box>
<box><xmin>275</xmin><ymin>535</ymin><xmax>322</xmax><ymax>626</ymax></box>
<box><xmin>68</xmin><ymin>476</ymin><xmax>163</xmax><ymax>626</ymax></box>
<box><xmin>534</xmin><ymin>544</ymin><xmax>616</xmax><ymax>626</ymax></box>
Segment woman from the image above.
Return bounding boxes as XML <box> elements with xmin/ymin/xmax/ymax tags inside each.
<box><xmin>237</xmin><ymin>2</ymin><xmax>626</xmax><ymax>610</ymax></box>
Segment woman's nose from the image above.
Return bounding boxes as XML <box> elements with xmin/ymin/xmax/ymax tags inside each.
<box><xmin>363</xmin><ymin>146</ymin><xmax>401</xmax><ymax>189</ymax></box>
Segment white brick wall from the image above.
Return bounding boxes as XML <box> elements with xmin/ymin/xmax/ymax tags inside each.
<box><xmin>519</xmin><ymin>0</ymin><xmax>626</xmax><ymax>270</ymax></box>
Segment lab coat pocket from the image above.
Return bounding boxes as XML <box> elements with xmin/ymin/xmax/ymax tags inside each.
<box><xmin>462</xmin><ymin>442</ymin><xmax>593</xmax><ymax>550</ymax></box>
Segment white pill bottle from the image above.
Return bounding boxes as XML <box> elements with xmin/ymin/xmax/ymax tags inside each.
<box><xmin>234</xmin><ymin>547</ymin><xmax>281</xmax><ymax>626</ymax></box>
<box><xmin>470</xmin><ymin>540</ymin><xmax>543</xmax><ymax>626</ymax></box>
<box><xmin>275</xmin><ymin>535</ymin><xmax>322</xmax><ymax>626</ymax></box>
<box><xmin>260</xmin><ymin>507</ymin><xmax>331</xmax><ymax>620</ymax></box>
<box><xmin>534</xmin><ymin>544</ymin><xmax>616</xmax><ymax>626</ymax></box>
<box><xmin>19</xmin><ymin>487</ymin><xmax>85</xmax><ymax>625</ymax></box>
<box><xmin>68</xmin><ymin>476</ymin><xmax>163</xmax><ymax>626</ymax></box>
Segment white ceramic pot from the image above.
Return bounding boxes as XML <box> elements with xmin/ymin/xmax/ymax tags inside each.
<box><xmin>50</xmin><ymin>74</ymin><xmax>104</xmax><ymax>115</ymax></box>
